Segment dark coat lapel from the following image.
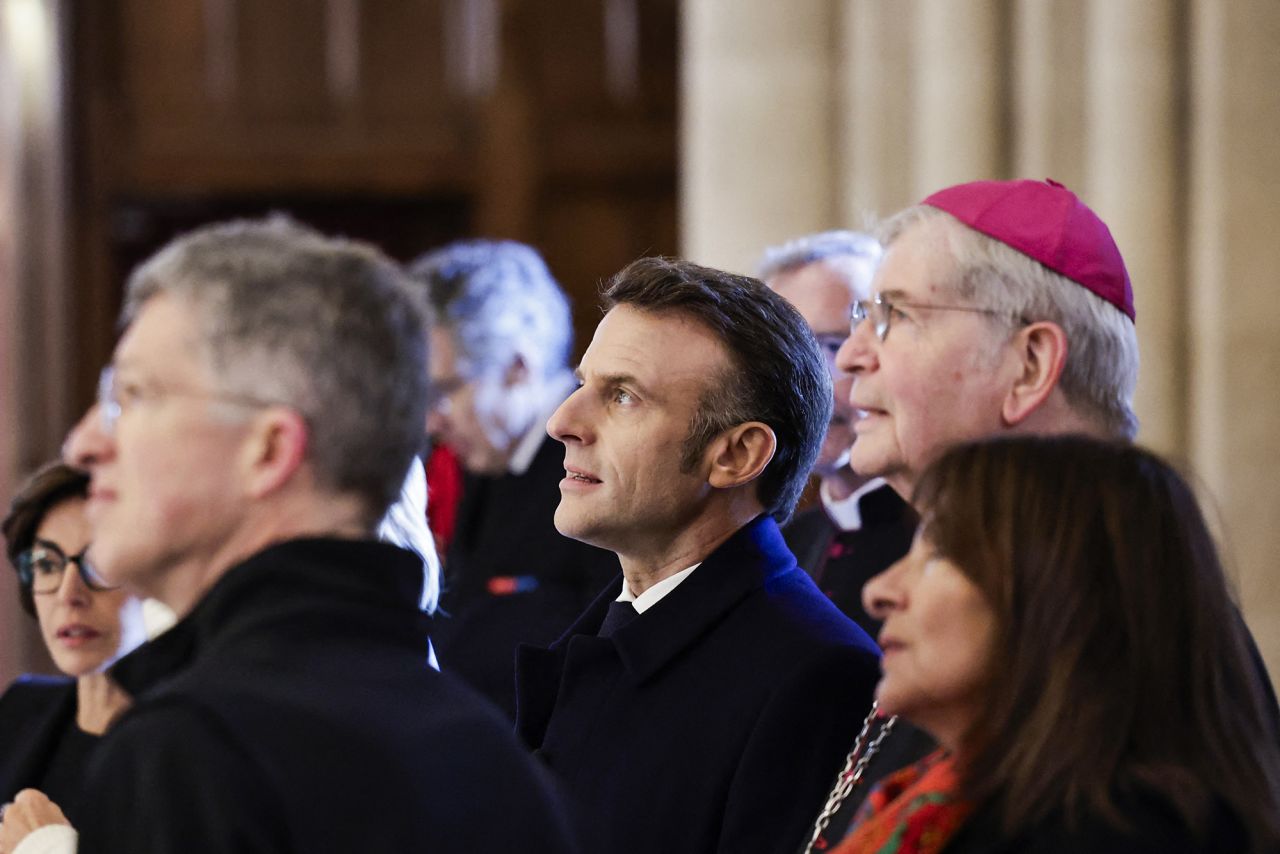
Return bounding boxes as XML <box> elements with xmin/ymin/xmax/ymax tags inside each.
<box><xmin>609</xmin><ymin>516</ymin><xmax>793</xmax><ymax>683</ymax></box>
<box><xmin>514</xmin><ymin>515</ymin><xmax>793</xmax><ymax>745</ymax></box>
<box><xmin>514</xmin><ymin>576</ymin><xmax>617</xmax><ymax>747</ymax></box>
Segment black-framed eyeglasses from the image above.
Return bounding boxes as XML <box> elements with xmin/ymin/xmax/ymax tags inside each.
<box><xmin>850</xmin><ymin>292</ymin><xmax>1015</xmax><ymax>342</ymax></box>
<box><xmin>16</xmin><ymin>543</ymin><xmax>119</xmax><ymax>595</ymax></box>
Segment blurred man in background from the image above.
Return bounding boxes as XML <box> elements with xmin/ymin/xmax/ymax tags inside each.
<box><xmin>759</xmin><ymin>230</ymin><xmax>916</xmax><ymax>639</ymax></box>
<box><xmin>409</xmin><ymin>240</ymin><xmax>616</xmax><ymax>719</ymax></box>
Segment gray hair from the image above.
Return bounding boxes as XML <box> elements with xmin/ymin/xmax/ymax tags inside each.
<box><xmin>407</xmin><ymin>239</ymin><xmax>572</xmax><ymax>380</ymax></box>
<box><xmin>881</xmin><ymin>206</ymin><xmax>1139</xmax><ymax>440</ymax></box>
<box><xmin>123</xmin><ymin>217</ymin><xmax>430</xmax><ymax>523</ymax></box>
<box><xmin>756</xmin><ymin>229</ymin><xmax>882</xmax><ymax>284</ymax></box>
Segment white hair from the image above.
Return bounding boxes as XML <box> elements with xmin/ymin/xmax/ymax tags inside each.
<box><xmin>408</xmin><ymin>239</ymin><xmax>572</xmax><ymax>382</ymax></box>
<box><xmin>756</xmin><ymin>229</ymin><xmax>882</xmax><ymax>284</ymax></box>
<box><xmin>376</xmin><ymin>456</ymin><xmax>441</xmax><ymax>616</ymax></box>
<box><xmin>880</xmin><ymin>206</ymin><xmax>1140</xmax><ymax>439</ymax></box>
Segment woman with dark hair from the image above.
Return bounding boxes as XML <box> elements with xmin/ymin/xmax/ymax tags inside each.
<box><xmin>830</xmin><ymin>435</ymin><xmax>1280</xmax><ymax>853</ymax></box>
<box><xmin>0</xmin><ymin>462</ymin><xmax>145</xmax><ymax>827</ymax></box>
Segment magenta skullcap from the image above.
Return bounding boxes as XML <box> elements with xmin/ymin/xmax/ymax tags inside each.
<box><xmin>922</xmin><ymin>178</ymin><xmax>1135</xmax><ymax>322</ymax></box>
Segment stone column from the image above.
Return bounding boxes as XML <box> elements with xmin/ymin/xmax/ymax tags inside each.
<box><xmin>1010</xmin><ymin>0</ymin><xmax>1087</xmax><ymax>188</ymax></box>
<box><xmin>1189</xmin><ymin>0</ymin><xmax>1280</xmax><ymax>678</ymax></box>
<box><xmin>681</xmin><ymin>0</ymin><xmax>839</xmax><ymax>273</ymax></box>
<box><xmin>839</xmin><ymin>0</ymin><xmax>918</xmax><ymax>222</ymax></box>
<box><xmin>0</xmin><ymin>0</ymin><xmax>71</xmax><ymax>682</ymax></box>
<box><xmin>1084</xmin><ymin>0</ymin><xmax>1183</xmax><ymax>455</ymax></box>
<box><xmin>911</xmin><ymin>0</ymin><xmax>1005</xmax><ymax>198</ymax></box>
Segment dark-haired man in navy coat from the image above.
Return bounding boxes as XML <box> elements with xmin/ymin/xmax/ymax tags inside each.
<box><xmin>515</xmin><ymin>257</ymin><xmax>882</xmax><ymax>854</ymax></box>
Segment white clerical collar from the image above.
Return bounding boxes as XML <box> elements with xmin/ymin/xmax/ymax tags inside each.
<box><xmin>617</xmin><ymin>564</ymin><xmax>701</xmax><ymax>614</ymax></box>
<box><xmin>821</xmin><ymin>477</ymin><xmax>892</xmax><ymax>532</ymax></box>
<box><xmin>508</xmin><ymin>373</ymin><xmax>577</xmax><ymax>476</ymax></box>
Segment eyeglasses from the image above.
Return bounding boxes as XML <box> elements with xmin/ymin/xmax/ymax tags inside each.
<box><xmin>17</xmin><ymin>544</ymin><xmax>119</xmax><ymax>595</ymax></box>
<box><xmin>851</xmin><ymin>293</ymin><xmax>1015</xmax><ymax>342</ymax></box>
<box><xmin>97</xmin><ymin>366</ymin><xmax>276</xmax><ymax>435</ymax></box>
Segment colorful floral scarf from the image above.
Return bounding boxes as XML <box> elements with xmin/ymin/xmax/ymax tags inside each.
<box><xmin>829</xmin><ymin>750</ymin><xmax>973</xmax><ymax>854</ymax></box>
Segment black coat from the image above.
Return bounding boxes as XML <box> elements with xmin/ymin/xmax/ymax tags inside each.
<box><xmin>0</xmin><ymin>675</ymin><xmax>100</xmax><ymax>826</ymax></box>
<box><xmin>78</xmin><ymin>538</ymin><xmax>581</xmax><ymax>854</ymax></box>
<box><xmin>783</xmin><ymin>486</ymin><xmax>937</xmax><ymax>844</ymax></box>
<box><xmin>782</xmin><ymin>483</ymin><xmax>917</xmax><ymax>640</ymax></box>
<box><xmin>515</xmin><ymin>516</ymin><xmax>882</xmax><ymax>854</ymax></box>
<box><xmin>435</xmin><ymin>437</ymin><xmax>618</xmax><ymax>719</ymax></box>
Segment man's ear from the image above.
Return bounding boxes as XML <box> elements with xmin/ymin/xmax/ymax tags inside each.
<box><xmin>1002</xmin><ymin>321</ymin><xmax>1068</xmax><ymax>426</ymax></box>
<box><xmin>706</xmin><ymin>421</ymin><xmax>776</xmax><ymax>490</ymax></box>
<box><xmin>239</xmin><ymin>407</ymin><xmax>309</xmax><ymax>499</ymax></box>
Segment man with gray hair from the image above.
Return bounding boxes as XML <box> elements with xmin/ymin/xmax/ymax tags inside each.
<box><xmin>7</xmin><ymin>219</ymin><xmax>579</xmax><ymax>853</ymax></box>
<box><xmin>758</xmin><ymin>231</ymin><xmax>916</xmax><ymax>639</ymax></box>
<box><xmin>409</xmin><ymin>239</ymin><xmax>616</xmax><ymax>719</ymax></box>
<box><xmin>837</xmin><ymin>179</ymin><xmax>1141</xmax><ymax>496</ymax></box>
<box><xmin>803</xmin><ymin>178</ymin><xmax>1276</xmax><ymax>850</ymax></box>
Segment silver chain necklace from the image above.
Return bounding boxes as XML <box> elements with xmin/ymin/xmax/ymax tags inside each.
<box><xmin>801</xmin><ymin>701</ymin><xmax>898</xmax><ymax>854</ymax></box>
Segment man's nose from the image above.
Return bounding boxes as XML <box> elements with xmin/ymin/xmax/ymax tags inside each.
<box><xmin>835</xmin><ymin>316</ymin><xmax>878</xmax><ymax>377</ymax></box>
<box><xmin>546</xmin><ymin>387</ymin><xmax>588</xmax><ymax>445</ymax></box>
<box><xmin>63</xmin><ymin>404</ymin><xmax>113</xmax><ymax>470</ymax></box>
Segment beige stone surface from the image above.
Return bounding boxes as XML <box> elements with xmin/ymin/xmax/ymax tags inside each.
<box><xmin>1085</xmin><ymin>0</ymin><xmax>1184</xmax><ymax>455</ymax></box>
<box><xmin>1190</xmin><ymin>0</ymin><xmax>1280</xmax><ymax>678</ymax></box>
<box><xmin>841</xmin><ymin>0</ymin><xmax>918</xmax><ymax>222</ymax></box>
<box><xmin>682</xmin><ymin>0</ymin><xmax>841</xmax><ymax>273</ymax></box>
<box><xmin>683</xmin><ymin>0</ymin><xmax>1280</xmax><ymax>683</ymax></box>
<box><xmin>911</xmin><ymin>0</ymin><xmax>1003</xmax><ymax>197</ymax></box>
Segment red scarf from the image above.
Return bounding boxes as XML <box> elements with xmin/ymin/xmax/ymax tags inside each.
<box><xmin>830</xmin><ymin>751</ymin><xmax>973</xmax><ymax>854</ymax></box>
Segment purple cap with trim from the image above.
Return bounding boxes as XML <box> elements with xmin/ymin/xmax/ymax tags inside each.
<box><xmin>922</xmin><ymin>178</ymin><xmax>1134</xmax><ymax>322</ymax></box>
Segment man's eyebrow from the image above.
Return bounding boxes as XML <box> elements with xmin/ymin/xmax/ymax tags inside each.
<box><xmin>600</xmin><ymin>372</ymin><xmax>644</xmax><ymax>391</ymax></box>
<box><xmin>578</xmin><ymin>369</ymin><xmax>656</xmax><ymax>399</ymax></box>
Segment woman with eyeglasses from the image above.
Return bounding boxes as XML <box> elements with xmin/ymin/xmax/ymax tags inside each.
<box><xmin>821</xmin><ymin>436</ymin><xmax>1280</xmax><ymax>854</ymax></box>
<box><xmin>0</xmin><ymin>462</ymin><xmax>145</xmax><ymax>828</ymax></box>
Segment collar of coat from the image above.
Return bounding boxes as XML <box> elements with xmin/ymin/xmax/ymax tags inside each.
<box><xmin>547</xmin><ymin>513</ymin><xmax>795</xmax><ymax>684</ymax></box>
<box><xmin>108</xmin><ymin>538</ymin><xmax>430</xmax><ymax>698</ymax></box>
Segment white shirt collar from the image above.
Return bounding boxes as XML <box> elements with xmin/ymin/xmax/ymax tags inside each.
<box><xmin>616</xmin><ymin>564</ymin><xmax>701</xmax><ymax>614</ymax></box>
<box><xmin>508</xmin><ymin>373</ymin><xmax>577</xmax><ymax>476</ymax></box>
<box><xmin>820</xmin><ymin>477</ymin><xmax>892</xmax><ymax>532</ymax></box>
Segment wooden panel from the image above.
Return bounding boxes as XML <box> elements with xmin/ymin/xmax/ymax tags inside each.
<box><xmin>536</xmin><ymin>186</ymin><xmax>679</xmax><ymax>361</ymax></box>
<box><xmin>66</xmin><ymin>0</ymin><xmax>679</xmax><ymax>416</ymax></box>
<box><xmin>520</xmin><ymin>0</ymin><xmax>679</xmax><ymax>121</ymax></box>
<box><xmin>238</xmin><ymin>2</ymin><xmax>332</xmax><ymax>124</ymax></box>
<box><xmin>635</xmin><ymin>0</ymin><xmax>680</xmax><ymax>116</ymax></box>
<box><xmin>533</xmin><ymin>0</ymin><xmax>612</xmax><ymax>115</ymax></box>
<box><xmin>361</xmin><ymin>0</ymin><xmax>457</xmax><ymax>124</ymax></box>
<box><xmin>117</xmin><ymin>0</ymin><xmax>210</xmax><ymax>127</ymax></box>
<box><xmin>101</xmin><ymin>0</ymin><xmax>471</xmax><ymax>192</ymax></box>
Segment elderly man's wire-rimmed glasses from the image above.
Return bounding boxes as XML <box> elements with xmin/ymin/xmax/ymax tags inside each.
<box><xmin>17</xmin><ymin>543</ymin><xmax>119</xmax><ymax>594</ymax></box>
<box><xmin>850</xmin><ymin>293</ymin><xmax>1016</xmax><ymax>342</ymax></box>
<box><xmin>96</xmin><ymin>366</ymin><xmax>278</xmax><ymax>436</ymax></box>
